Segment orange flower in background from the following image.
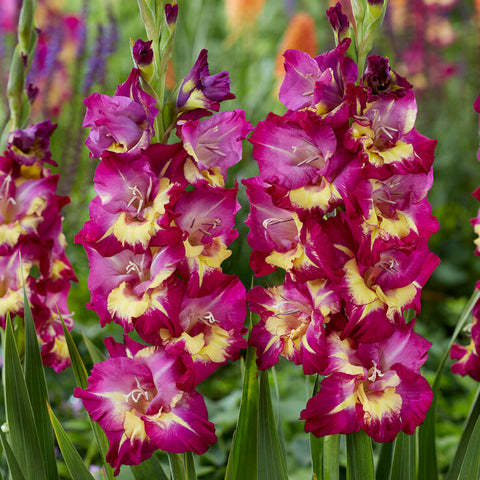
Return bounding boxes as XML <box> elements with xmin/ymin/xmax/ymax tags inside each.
<box><xmin>274</xmin><ymin>12</ymin><xmax>318</xmax><ymax>84</ymax></box>
<box><xmin>224</xmin><ymin>0</ymin><xmax>265</xmax><ymax>40</ymax></box>
<box><xmin>388</xmin><ymin>0</ymin><xmax>408</xmax><ymax>33</ymax></box>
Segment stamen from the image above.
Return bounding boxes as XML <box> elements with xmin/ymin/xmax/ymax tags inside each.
<box><xmin>197</xmin><ymin>311</ymin><xmax>216</xmax><ymax>325</ymax></box>
<box><xmin>367</xmin><ymin>361</ymin><xmax>384</xmax><ymax>382</ymax></box>
<box><xmin>205</xmin><ymin>145</ymin><xmax>227</xmax><ymax>157</ymax></box>
<box><xmin>127</xmin><ymin>185</ymin><xmax>144</xmax><ymax>215</ymax></box>
<box><xmin>124</xmin><ymin>377</ymin><xmax>150</xmax><ymax>404</ymax></box>
<box><xmin>126</xmin><ymin>260</ymin><xmax>141</xmax><ymax>275</ymax></box>
<box><xmin>297</xmin><ymin>155</ymin><xmax>322</xmax><ymax>166</ymax></box>
<box><xmin>274</xmin><ymin>309</ymin><xmax>301</xmax><ymax>316</ymax></box>
<box><xmin>262</xmin><ymin>217</ymin><xmax>294</xmax><ymax>229</ymax></box>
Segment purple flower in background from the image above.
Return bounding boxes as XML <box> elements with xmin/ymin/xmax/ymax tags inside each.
<box><xmin>7</xmin><ymin>120</ymin><xmax>58</xmax><ymax>166</ymax></box>
<box><xmin>83</xmin><ymin>69</ymin><xmax>158</xmax><ymax>158</ymax></box>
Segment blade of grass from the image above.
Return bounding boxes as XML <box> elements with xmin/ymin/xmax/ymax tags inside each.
<box><xmin>23</xmin><ymin>289</ymin><xmax>57</xmax><ymax>479</ymax></box>
<box><xmin>257</xmin><ymin>369</ymin><xmax>288</xmax><ymax>480</ymax></box>
<box><xmin>418</xmin><ymin>288</ymin><xmax>480</xmax><ymax>480</ymax></box>
<box><xmin>47</xmin><ymin>403</ymin><xmax>96</xmax><ymax>480</ymax></box>
<box><xmin>3</xmin><ymin>316</ymin><xmax>46</xmax><ymax>480</ymax></box>
<box><xmin>346</xmin><ymin>431</ymin><xmax>374</xmax><ymax>480</ymax></box>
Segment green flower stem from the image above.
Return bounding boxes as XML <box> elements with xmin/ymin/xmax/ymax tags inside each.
<box><xmin>0</xmin><ymin>0</ymin><xmax>38</xmax><ymax>151</ymax></box>
<box><xmin>346</xmin><ymin>431</ymin><xmax>374</xmax><ymax>480</ymax></box>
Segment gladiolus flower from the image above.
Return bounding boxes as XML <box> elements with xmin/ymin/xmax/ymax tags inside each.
<box><xmin>301</xmin><ymin>323</ymin><xmax>432</xmax><ymax>442</ymax></box>
<box><xmin>83</xmin><ymin>69</ymin><xmax>158</xmax><ymax>158</ymax></box>
<box><xmin>74</xmin><ymin>337</ymin><xmax>217</xmax><ymax>475</ymax></box>
<box><xmin>177</xmin><ymin>49</ymin><xmax>235</xmax><ymax>114</ymax></box>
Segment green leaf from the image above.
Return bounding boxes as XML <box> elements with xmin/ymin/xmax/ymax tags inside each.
<box><xmin>23</xmin><ymin>289</ymin><xmax>57</xmax><ymax>479</ymax></box>
<box><xmin>257</xmin><ymin>370</ymin><xmax>288</xmax><ymax>480</ymax></box>
<box><xmin>130</xmin><ymin>452</ymin><xmax>169</xmax><ymax>480</ymax></box>
<box><xmin>2</xmin><ymin>316</ymin><xmax>47</xmax><ymax>480</ymax></box>
<box><xmin>418</xmin><ymin>288</ymin><xmax>480</xmax><ymax>480</ymax></box>
<box><xmin>82</xmin><ymin>332</ymin><xmax>106</xmax><ymax>364</ymax></box>
<box><xmin>323</xmin><ymin>435</ymin><xmax>340</xmax><ymax>480</ymax></box>
<box><xmin>457</xmin><ymin>411</ymin><xmax>480</xmax><ymax>480</ymax></box>
<box><xmin>47</xmin><ymin>404</ymin><xmax>96</xmax><ymax>480</ymax></box>
<box><xmin>375</xmin><ymin>441</ymin><xmax>394</xmax><ymax>480</ymax></box>
<box><xmin>390</xmin><ymin>432</ymin><xmax>416</xmax><ymax>480</ymax></box>
<box><xmin>346</xmin><ymin>431</ymin><xmax>374</xmax><ymax>480</ymax></box>
<box><xmin>62</xmin><ymin>321</ymin><xmax>113</xmax><ymax>480</ymax></box>
<box><xmin>446</xmin><ymin>383</ymin><xmax>480</xmax><ymax>480</ymax></box>
<box><xmin>225</xmin><ymin>345</ymin><xmax>259</xmax><ymax>480</ymax></box>
<box><xmin>0</xmin><ymin>430</ymin><xmax>25</xmax><ymax>480</ymax></box>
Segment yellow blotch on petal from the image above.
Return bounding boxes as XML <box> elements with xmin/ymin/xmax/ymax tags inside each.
<box><xmin>107</xmin><ymin>282</ymin><xmax>150</xmax><ymax>320</ymax></box>
<box><xmin>0</xmin><ymin>223</ymin><xmax>26</xmax><ymax>247</ymax></box>
<box><xmin>289</xmin><ymin>181</ymin><xmax>341</xmax><ymax>212</ymax></box>
<box><xmin>123</xmin><ymin>410</ymin><xmax>148</xmax><ymax>442</ymax></box>
<box><xmin>358</xmin><ymin>384</ymin><xmax>402</xmax><ymax>427</ymax></box>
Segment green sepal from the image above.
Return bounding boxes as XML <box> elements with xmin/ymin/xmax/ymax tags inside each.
<box><xmin>309</xmin><ymin>375</ymin><xmax>323</xmax><ymax>479</ymax></box>
<box><xmin>130</xmin><ymin>452</ymin><xmax>169</xmax><ymax>480</ymax></box>
<box><xmin>47</xmin><ymin>404</ymin><xmax>96</xmax><ymax>480</ymax></box>
<box><xmin>346</xmin><ymin>431</ymin><xmax>374</xmax><ymax>480</ymax></box>
<box><xmin>224</xmin><ymin>344</ymin><xmax>259</xmax><ymax>480</ymax></box>
<box><xmin>168</xmin><ymin>452</ymin><xmax>186</xmax><ymax>480</ymax></box>
<box><xmin>2</xmin><ymin>315</ymin><xmax>47</xmax><ymax>480</ymax></box>
<box><xmin>323</xmin><ymin>435</ymin><xmax>340</xmax><ymax>480</ymax></box>
<box><xmin>375</xmin><ymin>441</ymin><xmax>394</xmax><ymax>480</ymax></box>
<box><xmin>257</xmin><ymin>369</ymin><xmax>288</xmax><ymax>480</ymax></box>
<box><xmin>390</xmin><ymin>432</ymin><xmax>416</xmax><ymax>480</ymax></box>
<box><xmin>185</xmin><ymin>451</ymin><xmax>197</xmax><ymax>480</ymax></box>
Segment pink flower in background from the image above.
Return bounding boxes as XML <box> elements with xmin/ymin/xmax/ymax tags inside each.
<box><xmin>0</xmin><ymin>122</ymin><xmax>76</xmax><ymax>369</ymax></box>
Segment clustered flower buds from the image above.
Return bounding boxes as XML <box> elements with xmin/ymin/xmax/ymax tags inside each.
<box><xmin>75</xmin><ymin>47</ymin><xmax>252</xmax><ymax>473</ymax></box>
<box><xmin>0</xmin><ymin>120</ymin><xmax>77</xmax><ymax>372</ymax></box>
<box><xmin>245</xmin><ymin>3</ymin><xmax>439</xmax><ymax>442</ymax></box>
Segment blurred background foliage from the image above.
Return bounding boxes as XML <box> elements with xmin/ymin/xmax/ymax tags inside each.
<box><xmin>2</xmin><ymin>0</ymin><xmax>480</xmax><ymax>477</ymax></box>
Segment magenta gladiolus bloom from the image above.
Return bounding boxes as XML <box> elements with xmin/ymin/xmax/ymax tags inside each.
<box><xmin>301</xmin><ymin>323</ymin><xmax>432</xmax><ymax>442</ymax></box>
<box><xmin>7</xmin><ymin>120</ymin><xmax>58</xmax><ymax>166</ymax></box>
<box><xmin>74</xmin><ymin>337</ymin><xmax>217</xmax><ymax>475</ymax></box>
<box><xmin>451</xmin><ymin>297</ymin><xmax>480</xmax><ymax>381</ymax></box>
<box><xmin>83</xmin><ymin>69</ymin><xmax>158</xmax><ymax>158</ymax></box>
<box><xmin>177</xmin><ymin>49</ymin><xmax>235</xmax><ymax>114</ymax></box>
<box><xmin>248</xmin><ymin>278</ymin><xmax>340</xmax><ymax>374</ymax></box>
<box><xmin>180</xmin><ymin>109</ymin><xmax>253</xmax><ymax>186</ymax></box>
